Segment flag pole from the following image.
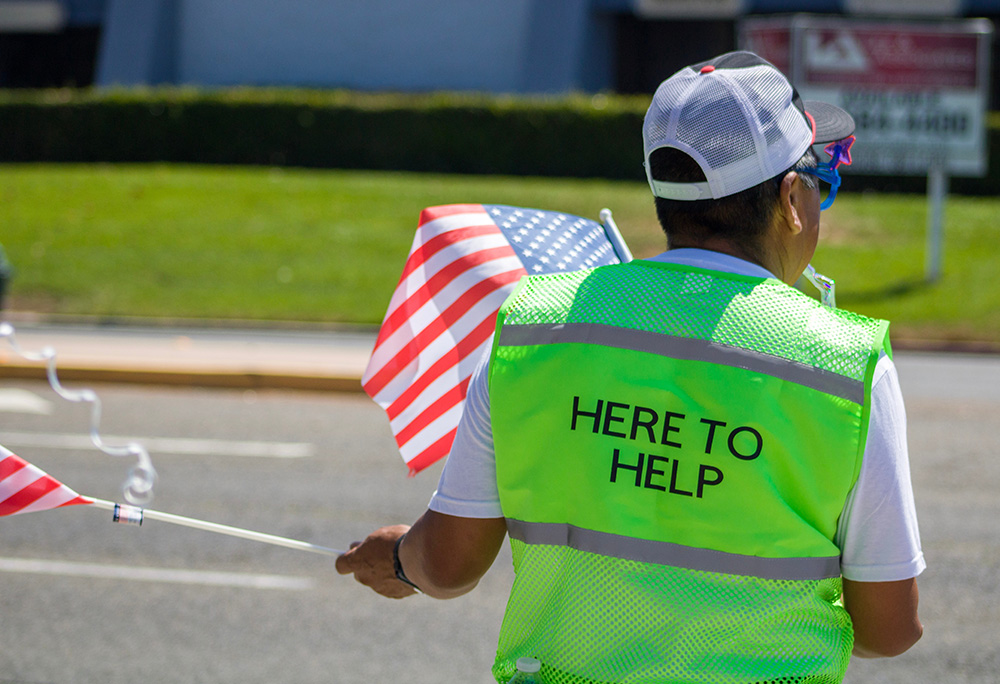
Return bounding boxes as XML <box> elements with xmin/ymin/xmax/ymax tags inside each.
<box><xmin>88</xmin><ymin>498</ymin><xmax>344</xmax><ymax>557</ymax></box>
<box><xmin>600</xmin><ymin>208</ymin><xmax>633</xmax><ymax>263</ymax></box>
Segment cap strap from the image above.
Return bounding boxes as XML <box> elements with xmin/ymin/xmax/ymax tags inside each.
<box><xmin>649</xmin><ymin>179</ymin><xmax>713</xmax><ymax>201</ymax></box>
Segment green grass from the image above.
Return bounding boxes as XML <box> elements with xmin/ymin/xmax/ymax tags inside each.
<box><xmin>817</xmin><ymin>191</ymin><xmax>1000</xmax><ymax>342</ymax></box>
<box><xmin>1</xmin><ymin>164</ymin><xmax>998</xmax><ymax>343</ymax></box>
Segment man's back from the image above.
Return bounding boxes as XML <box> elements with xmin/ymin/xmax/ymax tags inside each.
<box><xmin>488</xmin><ymin>260</ymin><xmax>887</xmax><ymax>683</ymax></box>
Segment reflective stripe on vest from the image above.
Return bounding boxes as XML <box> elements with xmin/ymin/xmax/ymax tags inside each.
<box><xmin>506</xmin><ymin>519</ymin><xmax>841</xmax><ymax>581</ymax></box>
<box><xmin>498</xmin><ymin>322</ymin><xmax>864</xmax><ymax>405</ymax></box>
<box><xmin>489</xmin><ymin>261</ymin><xmax>889</xmax><ymax>684</ymax></box>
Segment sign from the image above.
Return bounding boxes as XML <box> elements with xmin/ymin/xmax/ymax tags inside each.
<box><xmin>740</xmin><ymin>16</ymin><xmax>993</xmax><ymax>177</ymax></box>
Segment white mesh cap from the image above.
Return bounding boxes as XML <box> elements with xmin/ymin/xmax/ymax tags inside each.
<box><xmin>643</xmin><ymin>51</ymin><xmax>855</xmax><ymax>201</ymax></box>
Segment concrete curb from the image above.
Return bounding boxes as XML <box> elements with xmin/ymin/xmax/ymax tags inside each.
<box><xmin>0</xmin><ymin>362</ymin><xmax>365</xmax><ymax>392</ymax></box>
<box><xmin>0</xmin><ymin>315</ymin><xmax>375</xmax><ymax>392</ymax></box>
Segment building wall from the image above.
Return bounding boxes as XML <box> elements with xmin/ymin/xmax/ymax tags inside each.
<box><xmin>92</xmin><ymin>0</ymin><xmax>1000</xmax><ymax>95</ymax></box>
<box><xmin>97</xmin><ymin>0</ymin><xmax>613</xmax><ymax>93</ymax></box>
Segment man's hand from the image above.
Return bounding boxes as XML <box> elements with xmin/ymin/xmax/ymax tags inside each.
<box><xmin>335</xmin><ymin>512</ymin><xmax>506</xmax><ymax>600</ymax></box>
<box><xmin>335</xmin><ymin>524</ymin><xmax>417</xmax><ymax>599</ymax></box>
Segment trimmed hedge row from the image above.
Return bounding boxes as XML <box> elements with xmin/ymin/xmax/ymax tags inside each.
<box><xmin>2</xmin><ymin>88</ymin><xmax>998</xmax><ymax>194</ymax></box>
<box><xmin>0</xmin><ymin>88</ymin><xmax>650</xmax><ymax>181</ymax></box>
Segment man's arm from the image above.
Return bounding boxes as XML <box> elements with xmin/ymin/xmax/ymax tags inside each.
<box><xmin>335</xmin><ymin>510</ymin><xmax>507</xmax><ymax>600</ymax></box>
<box><xmin>842</xmin><ymin>577</ymin><xmax>923</xmax><ymax>658</ymax></box>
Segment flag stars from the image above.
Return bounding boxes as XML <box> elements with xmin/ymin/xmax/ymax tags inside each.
<box><xmin>479</xmin><ymin>204</ymin><xmax>623</xmax><ymax>278</ymax></box>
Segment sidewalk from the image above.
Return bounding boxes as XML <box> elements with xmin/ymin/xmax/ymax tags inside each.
<box><xmin>0</xmin><ymin>318</ymin><xmax>377</xmax><ymax>392</ymax></box>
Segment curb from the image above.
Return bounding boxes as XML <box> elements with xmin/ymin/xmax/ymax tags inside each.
<box><xmin>0</xmin><ymin>361</ymin><xmax>366</xmax><ymax>393</ymax></box>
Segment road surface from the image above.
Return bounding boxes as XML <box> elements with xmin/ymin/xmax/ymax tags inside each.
<box><xmin>0</xmin><ymin>350</ymin><xmax>997</xmax><ymax>683</ymax></box>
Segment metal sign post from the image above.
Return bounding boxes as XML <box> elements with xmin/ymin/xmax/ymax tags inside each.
<box><xmin>926</xmin><ymin>164</ymin><xmax>949</xmax><ymax>283</ymax></box>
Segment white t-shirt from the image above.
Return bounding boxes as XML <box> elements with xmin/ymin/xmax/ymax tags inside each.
<box><xmin>428</xmin><ymin>249</ymin><xmax>926</xmax><ymax>583</ymax></box>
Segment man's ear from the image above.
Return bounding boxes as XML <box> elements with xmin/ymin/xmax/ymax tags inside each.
<box><xmin>779</xmin><ymin>171</ymin><xmax>805</xmax><ymax>236</ymax></box>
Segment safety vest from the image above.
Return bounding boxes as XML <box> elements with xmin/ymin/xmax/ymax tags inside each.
<box><xmin>488</xmin><ymin>260</ymin><xmax>890</xmax><ymax>684</ymax></box>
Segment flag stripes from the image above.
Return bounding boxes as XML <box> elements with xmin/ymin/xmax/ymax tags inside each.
<box><xmin>0</xmin><ymin>446</ymin><xmax>91</xmax><ymax>516</ymax></box>
<box><xmin>364</xmin><ymin>264</ymin><xmax>522</xmax><ymax>403</ymax></box>
<box><xmin>363</xmin><ymin>204</ymin><xmax>627</xmax><ymax>474</ymax></box>
<box><xmin>363</xmin><ymin>205</ymin><xmax>528</xmax><ymax>474</ymax></box>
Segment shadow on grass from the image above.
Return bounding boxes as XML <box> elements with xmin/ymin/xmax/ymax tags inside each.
<box><xmin>836</xmin><ymin>277</ymin><xmax>931</xmax><ymax>305</ymax></box>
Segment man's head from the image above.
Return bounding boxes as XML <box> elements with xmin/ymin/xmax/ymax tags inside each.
<box><xmin>642</xmin><ymin>51</ymin><xmax>855</xmax><ymax>280</ymax></box>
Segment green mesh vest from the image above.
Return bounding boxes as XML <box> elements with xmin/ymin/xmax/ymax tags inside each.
<box><xmin>488</xmin><ymin>261</ymin><xmax>890</xmax><ymax>684</ymax></box>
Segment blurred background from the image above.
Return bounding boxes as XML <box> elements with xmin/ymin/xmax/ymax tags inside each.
<box><xmin>1</xmin><ymin>0</ymin><xmax>998</xmax><ymax>343</ymax></box>
<box><xmin>0</xmin><ymin>0</ymin><xmax>998</xmax><ymax>342</ymax></box>
<box><xmin>0</xmin><ymin>0</ymin><xmax>995</xmax><ymax>98</ymax></box>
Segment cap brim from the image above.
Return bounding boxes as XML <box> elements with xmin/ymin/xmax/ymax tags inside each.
<box><xmin>804</xmin><ymin>100</ymin><xmax>855</xmax><ymax>143</ymax></box>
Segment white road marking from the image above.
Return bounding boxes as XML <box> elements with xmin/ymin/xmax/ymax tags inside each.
<box><xmin>0</xmin><ymin>431</ymin><xmax>314</xmax><ymax>458</ymax></box>
<box><xmin>0</xmin><ymin>557</ymin><xmax>314</xmax><ymax>590</ymax></box>
<box><xmin>0</xmin><ymin>388</ymin><xmax>53</xmax><ymax>415</ymax></box>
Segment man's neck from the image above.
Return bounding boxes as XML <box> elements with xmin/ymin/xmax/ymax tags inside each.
<box><xmin>667</xmin><ymin>238</ymin><xmax>776</xmax><ymax>276</ymax></box>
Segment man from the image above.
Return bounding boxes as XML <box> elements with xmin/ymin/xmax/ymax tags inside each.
<box><xmin>337</xmin><ymin>51</ymin><xmax>924</xmax><ymax>683</ymax></box>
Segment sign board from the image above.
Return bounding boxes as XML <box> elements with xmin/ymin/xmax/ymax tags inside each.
<box><xmin>740</xmin><ymin>16</ymin><xmax>993</xmax><ymax>177</ymax></box>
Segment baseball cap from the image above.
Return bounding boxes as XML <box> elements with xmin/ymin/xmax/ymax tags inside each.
<box><xmin>643</xmin><ymin>51</ymin><xmax>855</xmax><ymax>201</ymax></box>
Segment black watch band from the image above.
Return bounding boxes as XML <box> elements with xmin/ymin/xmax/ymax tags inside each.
<box><xmin>393</xmin><ymin>534</ymin><xmax>420</xmax><ymax>590</ymax></box>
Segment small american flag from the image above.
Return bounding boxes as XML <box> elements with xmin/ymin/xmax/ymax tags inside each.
<box><xmin>1</xmin><ymin>445</ymin><xmax>92</xmax><ymax>516</ymax></box>
<box><xmin>363</xmin><ymin>204</ymin><xmax>630</xmax><ymax>474</ymax></box>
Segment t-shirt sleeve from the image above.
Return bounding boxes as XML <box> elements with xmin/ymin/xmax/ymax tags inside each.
<box><xmin>837</xmin><ymin>353</ymin><xmax>926</xmax><ymax>582</ymax></box>
<box><xmin>427</xmin><ymin>348</ymin><xmax>503</xmax><ymax>518</ymax></box>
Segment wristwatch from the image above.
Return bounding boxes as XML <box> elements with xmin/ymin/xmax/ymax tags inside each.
<box><xmin>393</xmin><ymin>533</ymin><xmax>420</xmax><ymax>590</ymax></box>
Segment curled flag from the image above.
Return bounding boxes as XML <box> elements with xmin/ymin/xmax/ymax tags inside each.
<box><xmin>0</xmin><ymin>444</ymin><xmax>92</xmax><ymax>516</ymax></box>
<box><xmin>363</xmin><ymin>204</ymin><xmax>631</xmax><ymax>474</ymax></box>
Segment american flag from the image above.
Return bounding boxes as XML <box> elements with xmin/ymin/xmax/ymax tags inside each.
<box><xmin>362</xmin><ymin>204</ymin><xmax>631</xmax><ymax>474</ymax></box>
<box><xmin>1</xmin><ymin>445</ymin><xmax>92</xmax><ymax>516</ymax></box>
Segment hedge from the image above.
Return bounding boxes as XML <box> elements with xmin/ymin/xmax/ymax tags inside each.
<box><xmin>2</xmin><ymin>88</ymin><xmax>998</xmax><ymax>194</ymax></box>
<box><xmin>0</xmin><ymin>88</ymin><xmax>650</xmax><ymax>180</ymax></box>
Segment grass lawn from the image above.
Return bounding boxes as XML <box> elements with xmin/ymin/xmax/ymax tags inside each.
<box><xmin>1</xmin><ymin>164</ymin><xmax>997</xmax><ymax>344</ymax></box>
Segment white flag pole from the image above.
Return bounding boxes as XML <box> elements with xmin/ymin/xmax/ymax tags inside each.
<box><xmin>88</xmin><ymin>498</ymin><xmax>344</xmax><ymax>557</ymax></box>
<box><xmin>600</xmin><ymin>208</ymin><xmax>633</xmax><ymax>263</ymax></box>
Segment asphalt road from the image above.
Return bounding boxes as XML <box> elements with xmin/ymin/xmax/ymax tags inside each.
<box><xmin>1</xmin><ymin>350</ymin><xmax>998</xmax><ymax>683</ymax></box>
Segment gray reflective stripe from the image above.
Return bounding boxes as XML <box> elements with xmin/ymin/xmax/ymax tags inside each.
<box><xmin>506</xmin><ymin>519</ymin><xmax>841</xmax><ymax>581</ymax></box>
<box><xmin>498</xmin><ymin>322</ymin><xmax>863</xmax><ymax>404</ymax></box>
